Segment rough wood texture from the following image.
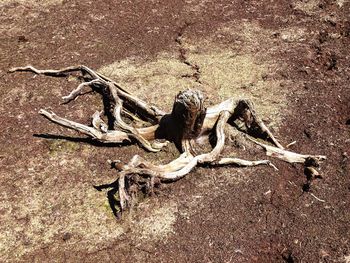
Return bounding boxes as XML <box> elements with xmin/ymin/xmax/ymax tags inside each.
<box><xmin>10</xmin><ymin>65</ymin><xmax>326</xmax><ymax>216</ymax></box>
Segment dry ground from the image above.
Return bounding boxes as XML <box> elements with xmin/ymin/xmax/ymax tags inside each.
<box><xmin>0</xmin><ymin>0</ymin><xmax>349</xmax><ymax>262</ymax></box>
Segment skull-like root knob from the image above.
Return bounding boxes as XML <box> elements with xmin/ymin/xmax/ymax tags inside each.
<box><xmin>171</xmin><ymin>89</ymin><xmax>206</xmax><ymax>149</ymax></box>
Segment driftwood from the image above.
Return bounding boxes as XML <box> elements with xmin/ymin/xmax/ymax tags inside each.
<box><xmin>9</xmin><ymin>65</ymin><xmax>326</xmax><ymax>215</ymax></box>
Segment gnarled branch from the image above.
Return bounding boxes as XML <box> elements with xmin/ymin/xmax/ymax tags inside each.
<box><xmin>10</xmin><ymin>65</ymin><xmax>326</xmax><ymax>216</ymax></box>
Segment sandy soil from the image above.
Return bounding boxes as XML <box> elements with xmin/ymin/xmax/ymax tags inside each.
<box><xmin>0</xmin><ymin>0</ymin><xmax>349</xmax><ymax>262</ymax></box>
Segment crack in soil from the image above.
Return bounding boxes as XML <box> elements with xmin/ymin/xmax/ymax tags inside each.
<box><xmin>175</xmin><ymin>22</ymin><xmax>202</xmax><ymax>84</ymax></box>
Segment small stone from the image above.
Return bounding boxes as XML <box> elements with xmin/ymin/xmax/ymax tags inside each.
<box><xmin>18</xmin><ymin>35</ymin><xmax>28</xmax><ymax>43</ymax></box>
<box><xmin>62</xmin><ymin>232</ymin><xmax>72</xmax><ymax>241</ymax></box>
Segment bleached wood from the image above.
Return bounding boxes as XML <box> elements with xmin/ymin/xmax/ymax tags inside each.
<box><xmin>11</xmin><ymin>65</ymin><xmax>326</xmax><ymax>215</ymax></box>
<box><xmin>248</xmin><ymin>137</ymin><xmax>326</xmax><ymax>163</ymax></box>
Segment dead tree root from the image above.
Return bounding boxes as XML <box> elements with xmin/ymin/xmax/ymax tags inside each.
<box><xmin>10</xmin><ymin>65</ymin><xmax>327</xmax><ymax>216</ymax></box>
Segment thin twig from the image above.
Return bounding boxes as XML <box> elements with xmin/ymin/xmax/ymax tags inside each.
<box><xmin>310</xmin><ymin>193</ymin><xmax>326</xmax><ymax>202</ymax></box>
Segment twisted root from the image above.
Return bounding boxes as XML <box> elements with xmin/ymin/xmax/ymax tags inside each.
<box><xmin>10</xmin><ymin>65</ymin><xmax>326</xmax><ymax>216</ymax></box>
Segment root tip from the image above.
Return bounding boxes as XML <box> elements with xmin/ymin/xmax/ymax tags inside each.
<box><xmin>61</xmin><ymin>97</ymin><xmax>70</xmax><ymax>104</ymax></box>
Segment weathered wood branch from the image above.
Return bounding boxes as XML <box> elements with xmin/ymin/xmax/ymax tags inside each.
<box><xmin>248</xmin><ymin>137</ymin><xmax>326</xmax><ymax>163</ymax></box>
<box><xmin>10</xmin><ymin>65</ymin><xmax>326</xmax><ymax>216</ymax></box>
<box><xmin>39</xmin><ymin>109</ymin><xmax>130</xmax><ymax>143</ymax></box>
<box><xmin>9</xmin><ymin>65</ymin><xmax>165</xmax><ymax>122</ymax></box>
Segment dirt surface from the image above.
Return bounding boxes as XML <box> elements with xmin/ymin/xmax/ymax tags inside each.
<box><xmin>1</xmin><ymin>0</ymin><xmax>349</xmax><ymax>262</ymax></box>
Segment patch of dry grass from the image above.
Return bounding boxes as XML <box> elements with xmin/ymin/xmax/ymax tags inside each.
<box><xmin>292</xmin><ymin>0</ymin><xmax>320</xmax><ymax>15</ymax></box>
<box><xmin>99</xmin><ymin>21</ymin><xmax>287</xmax><ymax>127</ymax></box>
